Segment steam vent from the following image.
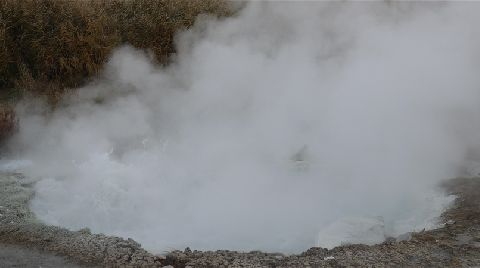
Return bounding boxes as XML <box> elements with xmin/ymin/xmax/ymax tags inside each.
<box><xmin>1</xmin><ymin>1</ymin><xmax>480</xmax><ymax>267</ymax></box>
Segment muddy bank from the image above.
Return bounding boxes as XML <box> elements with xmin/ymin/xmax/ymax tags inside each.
<box><xmin>165</xmin><ymin>177</ymin><xmax>480</xmax><ymax>267</ymax></box>
<box><xmin>0</xmin><ymin>172</ymin><xmax>163</xmax><ymax>267</ymax></box>
<box><xmin>0</xmin><ymin>172</ymin><xmax>479</xmax><ymax>267</ymax></box>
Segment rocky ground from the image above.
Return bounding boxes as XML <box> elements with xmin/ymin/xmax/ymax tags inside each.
<box><xmin>0</xmin><ymin>171</ymin><xmax>479</xmax><ymax>267</ymax></box>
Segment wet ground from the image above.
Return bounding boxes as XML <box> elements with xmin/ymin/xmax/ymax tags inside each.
<box><xmin>0</xmin><ymin>243</ymin><xmax>84</xmax><ymax>268</ymax></box>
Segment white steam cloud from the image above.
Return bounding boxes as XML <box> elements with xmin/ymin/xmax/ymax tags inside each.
<box><xmin>5</xmin><ymin>2</ymin><xmax>480</xmax><ymax>253</ymax></box>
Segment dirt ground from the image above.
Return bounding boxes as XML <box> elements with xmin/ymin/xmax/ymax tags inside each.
<box><xmin>0</xmin><ymin>172</ymin><xmax>479</xmax><ymax>267</ymax></box>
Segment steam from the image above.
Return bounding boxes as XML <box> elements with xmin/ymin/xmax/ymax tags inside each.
<box><xmin>5</xmin><ymin>2</ymin><xmax>480</xmax><ymax>253</ymax></box>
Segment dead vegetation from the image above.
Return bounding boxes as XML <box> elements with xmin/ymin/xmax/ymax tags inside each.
<box><xmin>0</xmin><ymin>0</ymin><xmax>233</xmax><ymax>138</ymax></box>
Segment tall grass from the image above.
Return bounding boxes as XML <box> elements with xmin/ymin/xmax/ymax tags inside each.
<box><xmin>0</xmin><ymin>0</ymin><xmax>233</xmax><ymax>139</ymax></box>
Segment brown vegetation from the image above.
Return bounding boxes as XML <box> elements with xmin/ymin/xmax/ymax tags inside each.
<box><xmin>0</xmin><ymin>105</ymin><xmax>16</xmax><ymax>141</ymax></box>
<box><xmin>0</xmin><ymin>0</ymin><xmax>232</xmax><ymax>94</ymax></box>
<box><xmin>0</xmin><ymin>0</ymin><xmax>233</xmax><ymax>138</ymax></box>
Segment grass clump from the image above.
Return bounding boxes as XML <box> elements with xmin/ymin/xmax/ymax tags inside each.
<box><xmin>0</xmin><ymin>0</ymin><xmax>232</xmax><ymax>97</ymax></box>
<box><xmin>0</xmin><ymin>0</ymin><xmax>233</xmax><ymax>139</ymax></box>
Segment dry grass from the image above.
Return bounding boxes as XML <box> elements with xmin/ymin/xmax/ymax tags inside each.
<box><xmin>0</xmin><ymin>0</ymin><xmax>232</xmax><ymax>93</ymax></box>
<box><xmin>0</xmin><ymin>0</ymin><xmax>234</xmax><ymax>138</ymax></box>
<box><xmin>0</xmin><ymin>105</ymin><xmax>16</xmax><ymax>141</ymax></box>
